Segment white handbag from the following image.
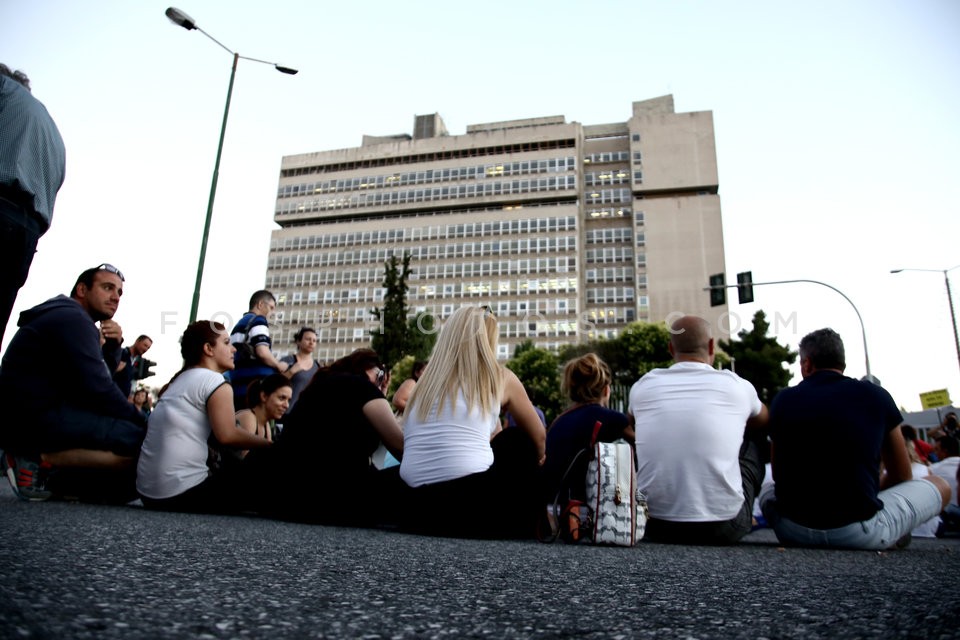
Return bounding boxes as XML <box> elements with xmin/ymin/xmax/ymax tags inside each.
<box><xmin>585</xmin><ymin>437</ymin><xmax>648</xmax><ymax>546</ymax></box>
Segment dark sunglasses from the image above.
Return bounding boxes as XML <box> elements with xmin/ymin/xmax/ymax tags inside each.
<box><xmin>96</xmin><ymin>263</ymin><xmax>125</xmax><ymax>282</ymax></box>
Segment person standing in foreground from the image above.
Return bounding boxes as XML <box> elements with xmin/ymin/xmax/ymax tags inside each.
<box><xmin>0</xmin><ymin>264</ymin><xmax>146</xmax><ymax>502</ymax></box>
<box><xmin>0</xmin><ymin>64</ymin><xmax>66</xmax><ymax>345</ymax></box>
<box><xmin>629</xmin><ymin>315</ymin><xmax>769</xmax><ymax>544</ymax></box>
<box><xmin>760</xmin><ymin>328</ymin><xmax>950</xmax><ymax>550</ymax></box>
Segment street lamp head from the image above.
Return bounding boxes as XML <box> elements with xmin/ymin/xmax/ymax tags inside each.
<box><xmin>890</xmin><ymin>269</ymin><xmax>904</xmax><ymax>274</ymax></box>
<box><xmin>275</xmin><ymin>65</ymin><xmax>299</xmax><ymax>75</ymax></box>
<box><xmin>165</xmin><ymin>7</ymin><xmax>197</xmax><ymax>30</ymax></box>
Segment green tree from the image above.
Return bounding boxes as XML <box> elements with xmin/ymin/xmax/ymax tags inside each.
<box><xmin>406</xmin><ymin>312</ymin><xmax>437</xmax><ymax>362</ymax></box>
<box><xmin>370</xmin><ymin>253</ymin><xmax>412</xmax><ymax>367</ymax></box>
<box><xmin>505</xmin><ymin>341</ymin><xmax>563</xmax><ymax>425</ymax></box>
<box><xmin>718</xmin><ymin>309</ymin><xmax>797</xmax><ymax>404</ymax></box>
<box><xmin>614</xmin><ymin>321</ymin><xmax>673</xmax><ymax>385</ymax></box>
<box><xmin>388</xmin><ymin>355</ymin><xmax>415</xmax><ymax>399</ymax></box>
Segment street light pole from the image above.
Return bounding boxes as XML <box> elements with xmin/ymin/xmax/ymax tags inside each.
<box><xmin>164</xmin><ymin>7</ymin><xmax>297</xmax><ymax>324</ymax></box>
<box><xmin>891</xmin><ymin>265</ymin><xmax>960</xmax><ymax>376</ymax></box>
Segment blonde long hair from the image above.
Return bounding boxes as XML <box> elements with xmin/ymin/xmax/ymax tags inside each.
<box><xmin>407</xmin><ymin>306</ymin><xmax>502</xmax><ymax>422</ymax></box>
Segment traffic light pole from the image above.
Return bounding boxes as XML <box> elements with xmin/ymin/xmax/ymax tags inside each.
<box><xmin>705</xmin><ymin>278</ymin><xmax>871</xmax><ymax>380</ymax></box>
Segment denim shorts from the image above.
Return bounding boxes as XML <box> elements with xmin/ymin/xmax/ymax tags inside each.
<box><xmin>760</xmin><ymin>480</ymin><xmax>943</xmax><ymax>550</ymax></box>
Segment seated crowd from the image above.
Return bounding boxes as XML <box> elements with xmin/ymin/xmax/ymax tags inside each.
<box><xmin>0</xmin><ymin>267</ymin><xmax>955</xmax><ymax>550</ymax></box>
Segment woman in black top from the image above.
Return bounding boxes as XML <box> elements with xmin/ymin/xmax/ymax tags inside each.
<box><xmin>541</xmin><ymin>353</ymin><xmax>634</xmax><ymax>506</ymax></box>
<box><xmin>245</xmin><ymin>349</ymin><xmax>404</xmax><ymax>525</ymax></box>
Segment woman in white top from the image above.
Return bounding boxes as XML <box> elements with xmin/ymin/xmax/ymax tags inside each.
<box><xmin>136</xmin><ymin>321</ymin><xmax>272</xmax><ymax>513</ymax></box>
<box><xmin>400</xmin><ymin>306</ymin><xmax>546</xmax><ymax>538</ymax></box>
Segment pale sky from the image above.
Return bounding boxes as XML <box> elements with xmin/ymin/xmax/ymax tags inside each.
<box><xmin>3</xmin><ymin>0</ymin><xmax>959</xmax><ymax>411</ymax></box>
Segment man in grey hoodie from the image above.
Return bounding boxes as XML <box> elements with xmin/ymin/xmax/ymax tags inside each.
<box><xmin>0</xmin><ymin>264</ymin><xmax>146</xmax><ymax>502</ymax></box>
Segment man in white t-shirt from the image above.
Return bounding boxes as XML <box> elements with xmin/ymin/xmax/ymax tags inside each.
<box><xmin>629</xmin><ymin>315</ymin><xmax>769</xmax><ymax>544</ymax></box>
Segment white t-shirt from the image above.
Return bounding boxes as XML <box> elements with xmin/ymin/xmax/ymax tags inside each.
<box><xmin>400</xmin><ymin>391</ymin><xmax>499</xmax><ymax>487</ymax></box>
<box><xmin>910</xmin><ymin>462</ymin><xmax>941</xmax><ymax>537</ymax></box>
<box><xmin>929</xmin><ymin>457</ymin><xmax>959</xmax><ymax>507</ymax></box>
<box><xmin>136</xmin><ymin>368</ymin><xmax>228</xmax><ymax>500</ymax></box>
<box><xmin>629</xmin><ymin>361</ymin><xmax>763</xmax><ymax>521</ymax></box>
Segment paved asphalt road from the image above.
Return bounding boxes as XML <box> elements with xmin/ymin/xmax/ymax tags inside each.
<box><xmin>1</xmin><ymin>482</ymin><xmax>958</xmax><ymax>639</ymax></box>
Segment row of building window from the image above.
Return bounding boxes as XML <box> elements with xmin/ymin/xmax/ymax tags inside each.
<box><xmin>272</xmin><ymin>215</ymin><xmax>579</xmax><ymax>252</ymax></box>
<box><xmin>276</xmin><ymin>176</ymin><xmax>578</xmax><ymax>215</ymax></box>
<box><xmin>268</xmin><ymin>237</ymin><xmax>579</xmax><ymax>272</ymax></box>
<box><xmin>584</xmin><ymin>248</ymin><xmax>636</xmax><ymax>263</ymax></box>
<box><xmin>277</xmin><ymin>157</ymin><xmax>577</xmax><ymax>199</ymax></box>
<box><xmin>585</xmin><ymin>228</ymin><xmax>634</xmax><ymax>244</ymax></box>
<box><xmin>583</xmin><ymin>151</ymin><xmax>630</xmax><ymax>164</ymax></box>
<box><xmin>587</xmin><ymin>206</ymin><xmax>633</xmax><ymax>219</ymax></box>
<box><xmin>585</xmin><ymin>307</ymin><xmax>637</xmax><ymax>324</ymax></box>
<box><xmin>265</xmin><ymin>255</ymin><xmax>579</xmax><ymax>287</ymax></box>
<box><xmin>273</xmin><ymin>276</ymin><xmax>583</xmax><ymax>306</ymax></box>
<box><xmin>585</xmin><ymin>267</ymin><xmax>636</xmax><ymax>284</ymax></box>
<box><xmin>280</xmin><ymin>139</ymin><xmax>577</xmax><ymax>178</ymax></box>
<box><xmin>266</xmin><ymin>256</ymin><xmax>581</xmax><ymax>288</ymax></box>
<box><xmin>586</xmin><ymin>288</ymin><xmax>638</xmax><ymax>304</ymax></box>
<box><xmin>583</xmin><ymin>170</ymin><xmax>629</xmax><ymax>187</ymax></box>
<box><xmin>584</xmin><ymin>188</ymin><xmax>632</xmax><ymax>204</ymax></box>
<box><xmin>415</xmin><ymin>257</ymin><xmax>576</xmax><ymax>280</ymax></box>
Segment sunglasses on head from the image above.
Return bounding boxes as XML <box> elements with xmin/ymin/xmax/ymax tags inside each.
<box><xmin>96</xmin><ymin>263</ymin><xmax>125</xmax><ymax>282</ymax></box>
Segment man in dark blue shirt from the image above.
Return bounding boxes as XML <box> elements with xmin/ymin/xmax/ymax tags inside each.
<box><xmin>0</xmin><ymin>265</ymin><xmax>146</xmax><ymax>502</ymax></box>
<box><xmin>761</xmin><ymin>328</ymin><xmax>950</xmax><ymax>549</ymax></box>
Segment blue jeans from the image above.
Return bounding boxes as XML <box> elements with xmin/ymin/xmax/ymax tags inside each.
<box><xmin>760</xmin><ymin>480</ymin><xmax>943</xmax><ymax>550</ymax></box>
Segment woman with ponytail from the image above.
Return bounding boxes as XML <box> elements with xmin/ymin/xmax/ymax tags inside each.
<box><xmin>136</xmin><ymin>321</ymin><xmax>272</xmax><ymax>513</ymax></box>
<box><xmin>540</xmin><ymin>353</ymin><xmax>633</xmax><ymax>507</ymax></box>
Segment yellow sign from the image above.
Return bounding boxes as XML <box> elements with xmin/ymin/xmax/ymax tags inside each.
<box><xmin>919</xmin><ymin>389</ymin><xmax>952</xmax><ymax>410</ymax></box>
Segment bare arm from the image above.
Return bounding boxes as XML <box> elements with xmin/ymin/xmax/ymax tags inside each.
<box><xmin>746</xmin><ymin>403</ymin><xmax>769</xmax><ymax>431</ymax></box>
<box><xmin>392</xmin><ymin>379</ymin><xmax>415</xmax><ymax>413</ymax></box>
<box><xmin>500</xmin><ymin>368</ymin><xmax>547</xmax><ymax>465</ymax></box>
<box><xmin>363</xmin><ymin>397</ymin><xmax>404</xmax><ymax>460</ymax></box>
<box><xmin>255</xmin><ymin>343</ymin><xmax>289</xmax><ymax>373</ymax></box>
<box><xmin>880</xmin><ymin>424</ymin><xmax>913</xmax><ymax>489</ymax></box>
<box><xmin>208</xmin><ymin>385</ymin><xmax>271</xmax><ymax>449</ymax></box>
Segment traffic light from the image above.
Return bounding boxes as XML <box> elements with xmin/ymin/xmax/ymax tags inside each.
<box><xmin>737</xmin><ymin>271</ymin><xmax>754</xmax><ymax>304</ymax></box>
<box><xmin>134</xmin><ymin>358</ymin><xmax>157</xmax><ymax>379</ymax></box>
<box><xmin>709</xmin><ymin>273</ymin><xmax>726</xmax><ymax>307</ymax></box>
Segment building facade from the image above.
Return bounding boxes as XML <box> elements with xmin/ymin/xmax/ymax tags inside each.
<box><xmin>265</xmin><ymin>95</ymin><xmax>728</xmax><ymax>363</ymax></box>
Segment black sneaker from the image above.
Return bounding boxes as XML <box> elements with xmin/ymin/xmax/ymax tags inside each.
<box><xmin>2</xmin><ymin>452</ymin><xmax>53</xmax><ymax>501</ymax></box>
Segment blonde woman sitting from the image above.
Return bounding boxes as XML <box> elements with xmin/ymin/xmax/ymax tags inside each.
<box><xmin>400</xmin><ymin>306</ymin><xmax>546</xmax><ymax>538</ymax></box>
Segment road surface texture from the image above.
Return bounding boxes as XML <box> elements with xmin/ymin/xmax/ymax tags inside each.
<box><xmin>1</xmin><ymin>482</ymin><xmax>958</xmax><ymax>639</ymax></box>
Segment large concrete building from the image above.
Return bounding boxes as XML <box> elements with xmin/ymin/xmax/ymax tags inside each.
<box><xmin>266</xmin><ymin>95</ymin><xmax>728</xmax><ymax>363</ymax></box>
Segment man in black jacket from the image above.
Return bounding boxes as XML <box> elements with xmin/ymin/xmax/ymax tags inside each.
<box><xmin>0</xmin><ymin>264</ymin><xmax>146</xmax><ymax>502</ymax></box>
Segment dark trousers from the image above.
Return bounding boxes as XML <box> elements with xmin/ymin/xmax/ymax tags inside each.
<box><xmin>0</xmin><ymin>198</ymin><xmax>43</xmax><ymax>345</ymax></box>
<box><xmin>644</xmin><ymin>437</ymin><xmax>765</xmax><ymax>545</ymax></box>
<box><xmin>403</xmin><ymin>427</ymin><xmax>542</xmax><ymax>539</ymax></box>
